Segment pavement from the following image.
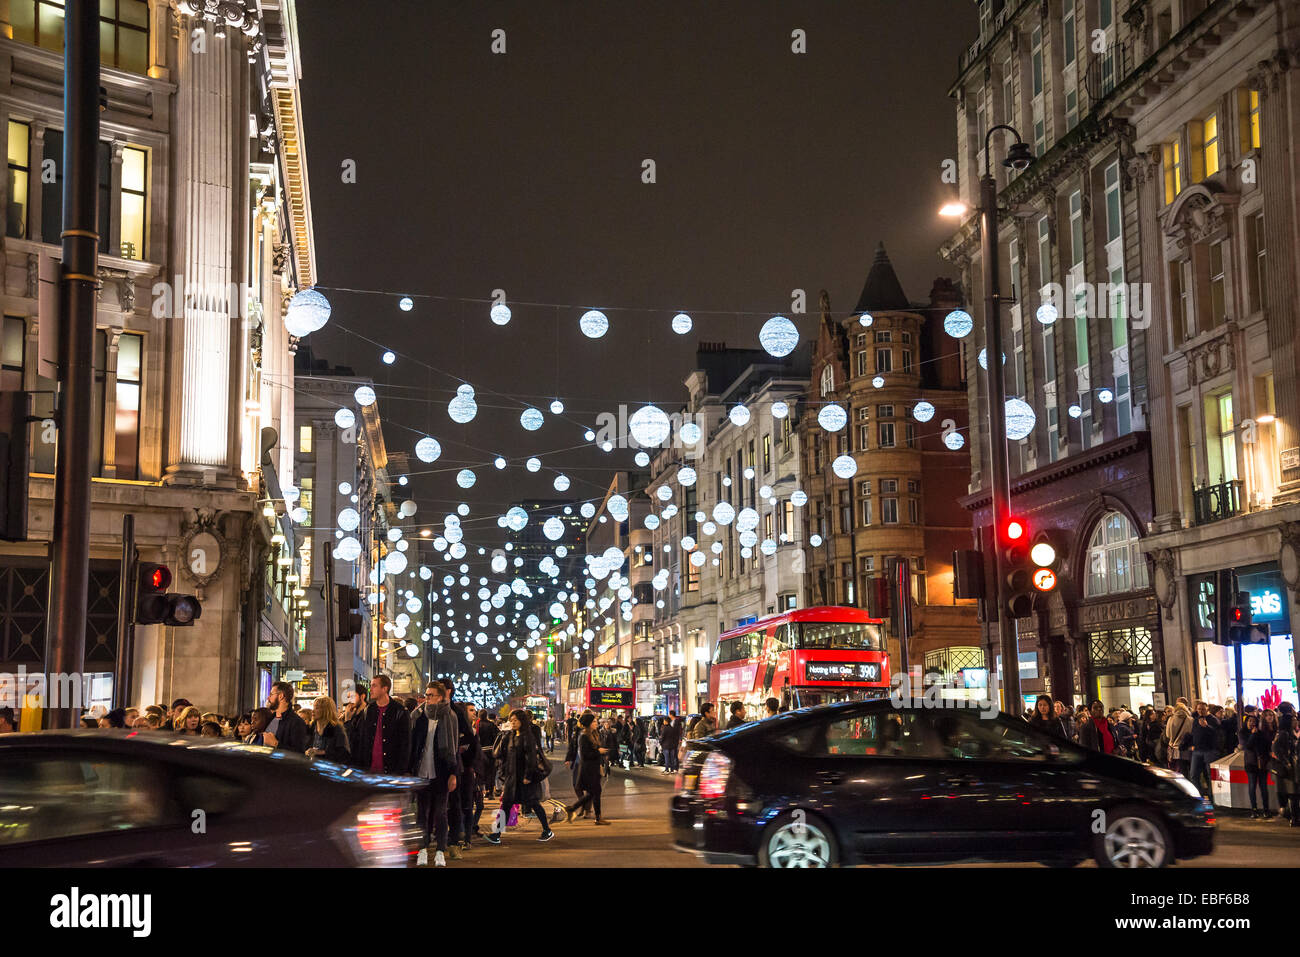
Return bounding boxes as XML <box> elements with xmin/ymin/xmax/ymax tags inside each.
<box><xmin>415</xmin><ymin>750</ymin><xmax>1300</xmax><ymax>868</ymax></box>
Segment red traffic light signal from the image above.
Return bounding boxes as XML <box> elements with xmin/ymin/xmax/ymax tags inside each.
<box><xmin>134</xmin><ymin>561</ymin><xmax>201</xmax><ymax>627</ymax></box>
<box><xmin>1004</xmin><ymin>518</ymin><xmax>1026</xmax><ymax>542</ymax></box>
<box><xmin>149</xmin><ymin>565</ymin><xmax>171</xmax><ymax>590</ymax></box>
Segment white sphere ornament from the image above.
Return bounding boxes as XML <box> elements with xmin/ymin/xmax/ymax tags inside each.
<box><xmin>415</xmin><ymin>436</ymin><xmax>442</xmax><ymax>463</ymax></box>
<box><xmin>729</xmin><ymin>405</ymin><xmax>751</xmax><ymax>427</ymax></box>
<box><xmin>284</xmin><ymin>288</ymin><xmax>332</xmax><ymax>337</ymax></box>
<box><xmin>818</xmin><ymin>403</ymin><xmax>847</xmax><ymax>432</ymax></box>
<box><xmin>810</xmin><ymin>534</ymin><xmax>823</xmax><ymax>547</ymax></box>
<box><xmin>337</xmin><ymin>508</ymin><xmax>360</xmax><ymax>532</ymax></box>
<box><xmin>382</xmin><ymin>351</ymin><xmax>396</xmax><ymax>365</ymax></box>
<box><xmin>491</xmin><ymin>302</ymin><xmax>512</xmax><ymax>326</ymax></box>
<box><xmin>517</xmin><ymin>648</ymin><xmax>528</xmax><ymax>661</ymax></box>
<box><xmin>550</xmin><ymin>399</ymin><xmax>564</xmax><ymax>414</ymax></box>
<box><xmin>494</xmin><ymin>456</ymin><xmax>507</xmax><ymax>470</ymax></box>
<box><xmin>912</xmin><ymin>401</ymin><xmax>936</xmax><ymax>423</ymax></box>
<box><xmin>553</xmin><ymin>474</ymin><xmax>570</xmax><ymax>492</ymax></box>
<box><xmin>399</xmin><ymin>296</ymin><xmax>414</xmax><ymax>312</ymax></box>
<box><xmin>520</xmin><ymin>407</ymin><xmax>544</xmax><ymax>431</ymax></box>
<box><xmin>832</xmin><ymin>454</ymin><xmax>858</xmax><ymax>479</ymax></box>
<box><xmin>354</xmin><ymin>385</ymin><xmax>376</xmax><ymax>407</ymax></box>
<box><xmin>629</xmin><ymin>405</ymin><xmax>671</xmax><ymax>447</ymax></box>
<box><xmin>579</xmin><ymin>310</ymin><xmax>609</xmax><ymax>339</ymax></box>
<box><xmin>690</xmin><ymin>551</ymin><xmax>706</xmax><ymax>568</ymax></box>
<box><xmin>1068</xmin><ymin>404</ymin><xmax>1083</xmax><ymax>419</ymax></box>
<box><xmin>384</xmin><ymin>551</ymin><xmax>408</xmax><ymax>575</ymax></box>
<box><xmin>1005</xmin><ymin>398</ymin><xmax>1037</xmax><ymax>440</ymax></box>
<box><xmin>634</xmin><ymin>451</ymin><xmax>650</xmax><ymax>467</ymax></box>
<box><xmin>456</xmin><ymin>468</ymin><xmax>477</xmax><ymax>488</ymax></box>
<box><xmin>944</xmin><ymin>309</ymin><xmax>974</xmax><ymax>339</ymax></box>
<box><xmin>872</xmin><ymin>376</ymin><xmax>885</xmax><ymax>389</ymax></box>
<box><xmin>712</xmin><ymin>501</ymin><xmax>736</xmax><ymax>526</ymax></box>
<box><xmin>770</xmin><ymin>401</ymin><xmax>789</xmax><ymax>419</ymax></box>
<box><xmin>334</xmin><ymin>408</ymin><xmax>356</xmax><ymax>430</ymax></box>
<box><xmin>760</xmin><ymin>539</ymin><xmax>778</xmax><ymax>556</ymax></box>
<box><xmin>791</xmin><ymin>489</ymin><xmax>808</xmax><ymax>507</ymax></box>
<box><xmin>858</xmin><ymin>313</ymin><xmax>874</xmax><ymax>327</ymax></box>
<box><xmin>672</xmin><ymin>313</ymin><xmax>693</xmax><ymax>334</ymax></box>
<box><xmin>607</xmin><ymin>495</ymin><xmax>629</xmax><ymax>521</ymax></box>
<box><xmin>759</xmin><ymin>315</ymin><xmax>799</xmax><ymax>358</ymax></box>
<box><xmin>1098</xmin><ymin>388</ymin><xmax>1114</xmax><ymax>404</ymax></box>
<box><xmin>505</xmin><ymin>507</ymin><xmax>528</xmax><ymax>532</ymax></box>
<box><xmin>526</xmin><ymin>457</ymin><xmax>541</xmax><ymax>472</ymax></box>
<box><xmin>337</xmin><ymin>536</ymin><xmax>362</xmax><ymax>562</ymax></box>
<box><xmin>644</xmin><ymin>514</ymin><xmax>660</xmax><ymax>530</ymax></box>
<box><xmin>543</xmin><ymin>517</ymin><xmax>565</xmax><ymax>541</ymax></box>
<box><xmin>680</xmin><ymin>422</ymin><xmax>702</xmax><ymax>445</ymax></box>
<box><xmin>338</xmin><ymin>482</ymin><xmax>352</xmax><ymax>495</ymax></box>
<box><xmin>580</xmin><ymin>503</ymin><xmax>596</xmax><ymax>518</ymax></box>
<box><xmin>1036</xmin><ymin>302</ymin><xmax>1058</xmax><ymax>325</ymax></box>
<box><xmin>677</xmin><ymin>467</ymin><xmax>697</xmax><ymax>487</ymax></box>
<box><xmin>943</xmin><ymin>430</ymin><xmax>966</xmax><ymax>451</ymax></box>
<box><xmin>448</xmin><ymin>384</ymin><xmax>478</xmax><ymax>423</ymax></box>
<box><xmin>736</xmin><ymin>507</ymin><xmax>760</xmax><ymax>532</ymax></box>
<box><xmin>656</xmin><ymin>485</ymin><xmax>673</xmax><ymax>502</ymax></box>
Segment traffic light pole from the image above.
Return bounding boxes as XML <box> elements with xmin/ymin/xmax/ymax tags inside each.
<box><xmin>46</xmin><ymin>2</ymin><xmax>100</xmax><ymax>729</ymax></box>
<box><xmin>113</xmin><ymin>514</ymin><xmax>135</xmax><ymax>709</ymax></box>
<box><xmin>323</xmin><ymin>539</ymin><xmax>336</xmax><ymax>703</ymax></box>
<box><xmin>979</xmin><ymin>162</ymin><xmax>1020</xmax><ymax>711</ymax></box>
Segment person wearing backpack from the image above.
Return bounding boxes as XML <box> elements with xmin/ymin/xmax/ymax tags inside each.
<box><xmin>484</xmin><ymin>709</ymin><xmax>554</xmax><ymax>845</ymax></box>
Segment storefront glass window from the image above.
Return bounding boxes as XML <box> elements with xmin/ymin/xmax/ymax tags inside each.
<box><xmin>1085</xmin><ymin>511</ymin><xmax>1149</xmax><ymax>597</ymax></box>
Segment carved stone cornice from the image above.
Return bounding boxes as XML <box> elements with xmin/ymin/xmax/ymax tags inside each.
<box><xmin>1185</xmin><ymin>327</ymin><xmax>1235</xmax><ymax>386</ymax></box>
<box><xmin>174</xmin><ymin>1</ymin><xmax>259</xmax><ymax>35</ymax></box>
<box><xmin>1161</xmin><ymin>184</ymin><xmax>1239</xmax><ymax>258</ymax></box>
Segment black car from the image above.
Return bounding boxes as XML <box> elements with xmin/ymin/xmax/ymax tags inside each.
<box><xmin>0</xmin><ymin>731</ymin><xmax>423</xmax><ymax>866</ymax></box>
<box><xmin>671</xmin><ymin>700</ymin><xmax>1215</xmax><ymax>868</ymax></box>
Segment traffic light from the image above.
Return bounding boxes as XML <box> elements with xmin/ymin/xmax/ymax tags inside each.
<box><xmin>1227</xmin><ymin>591</ymin><xmax>1270</xmax><ymax>644</ymax></box>
<box><xmin>334</xmin><ymin>584</ymin><xmax>362</xmax><ymax>642</ymax></box>
<box><xmin>1001</xmin><ymin>516</ymin><xmax>1035</xmax><ymax>619</ymax></box>
<box><xmin>1029</xmin><ymin>532</ymin><xmax>1060</xmax><ymax>594</ymax></box>
<box><xmin>134</xmin><ymin>563</ymin><xmax>202</xmax><ymax>626</ymax></box>
<box><xmin>952</xmin><ymin>548</ymin><xmax>986</xmax><ymax>600</ymax></box>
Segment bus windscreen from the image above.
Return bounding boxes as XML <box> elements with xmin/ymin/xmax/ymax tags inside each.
<box><xmin>591</xmin><ymin>667</ymin><xmax>633</xmax><ymax>688</ymax></box>
<box><xmin>796</xmin><ymin>621</ymin><xmax>884</xmax><ymax>651</ymax></box>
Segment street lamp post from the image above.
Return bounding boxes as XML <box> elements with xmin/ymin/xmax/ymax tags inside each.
<box><xmin>977</xmin><ymin>125</ymin><xmax>1034</xmax><ymax>712</ymax></box>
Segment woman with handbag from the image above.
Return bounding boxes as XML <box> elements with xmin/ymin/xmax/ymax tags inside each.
<box><xmin>484</xmin><ymin>709</ymin><xmax>554</xmax><ymax>845</ymax></box>
<box><xmin>562</xmin><ymin>712</ymin><xmax>612</xmax><ymax>826</ymax></box>
<box><xmin>1165</xmin><ymin>702</ymin><xmax>1194</xmax><ymax>777</ymax></box>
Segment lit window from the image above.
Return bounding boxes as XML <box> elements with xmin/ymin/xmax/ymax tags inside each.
<box><xmin>1084</xmin><ymin>511</ymin><xmax>1149</xmax><ymax>598</ymax></box>
<box><xmin>299</xmin><ymin>425</ymin><xmax>313</xmax><ymax>453</ymax></box>
<box><xmin>7</xmin><ymin>121</ymin><xmax>30</xmax><ymax>239</ymax></box>
<box><xmin>1163</xmin><ymin>140</ymin><xmax>1183</xmax><ymax>206</ymax></box>
<box><xmin>120</xmin><ymin>146</ymin><xmax>147</xmax><ymax>260</ymax></box>
<box><xmin>1203</xmin><ymin>113</ymin><xmax>1219</xmax><ymax>177</ymax></box>
<box><xmin>1249</xmin><ymin>89</ymin><xmax>1261</xmax><ymax>150</ymax></box>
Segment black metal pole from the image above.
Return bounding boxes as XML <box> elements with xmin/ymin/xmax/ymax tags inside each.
<box><xmin>46</xmin><ymin>1</ymin><xmax>99</xmax><ymax>729</ymax></box>
<box><xmin>323</xmin><ymin>539</ymin><xmax>336</xmax><ymax>703</ymax></box>
<box><xmin>980</xmin><ymin>166</ymin><xmax>1019</xmax><ymax>712</ymax></box>
<box><xmin>113</xmin><ymin>514</ymin><xmax>135</xmax><ymax>708</ymax></box>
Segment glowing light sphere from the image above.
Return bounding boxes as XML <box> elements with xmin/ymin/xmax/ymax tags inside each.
<box><xmin>943</xmin><ymin>430</ymin><xmax>966</xmax><ymax>450</ymax></box>
<box><xmin>491</xmin><ymin>554</ymin><xmax>507</xmax><ymax>574</ymax></box>
<box><xmin>672</xmin><ymin>312</ymin><xmax>693</xmax><ymax>334</ymax></box>
<box><xmin>543</xmin><ymin>517</ymin><xmax>565</xmax><ymax>541</ymax></box>
<box><xmin>285</xmin><ymin>289</ymin><xmax>333</xmax><ymax>337</ymax></box>
<box><xmin>944</xmin><ymin>309</ymin><xmax>974</xmax><ymax>339</ymax></box>
<box><xmin>791</xmin><ymin>489</ymin><xmax>808</xmax><ymax>507</ymax></box>
<box><xmin>1036</xmin><ymin>302</ymin><xmax>1058</xmax><ymax>325</ymax></box>
<box><xmin>629</xmin><ymin>404</ymin><xmax>671</xmax><ymax>447</ymax></box>
<box><xmin>517</xmin><ymin>648</ymin><xmax>528</xmax><ymax>660</ymax></box>
<box><xmin>770</xmin><ymin>401</ymin><xmax>789</xmax><ymax>419</ymax></box>
<box><xmin>547</xmin><ymin>474</ymin><xmax>568</xmax><ymax>493</ymax></box>
<box><xmin>690</xmin><ymin>551</ymin><xmax>706</xmax><ymax>568</ymax></box>
<box><xmin>549</xmin><ymin>398</ymin><xmax>564</xmax><ymax>415</ymax></box>
<box><xmin>1098</xmin><ymin>388</ymin><xmax>1114</xmax><ymax>404</ymax></box>
<box><xmin>354</xmin><ymin>385</ymin><xmax>376</xmax><ymax>407</ymax></box>
<box><xmin>579</xmin><ymin>309</ymin><xmax>609</xmax><ymax>339</ymax></box>
<box><xmin>872</xmin><ymin>376</ymin><xmax>885</xmax><ymax>389</ymax></box>
<box><xmin>520</xmin><ymin>407</ymin><xmax>544</xmax><ymax>431</ymax></box>
<box><xmin>644</xmin><ymin>514</ymin><xmax>660</xmax><ymax>530</ymax></box>
<box><xmin>524</xmin><ymin>457</ymin><xmax>541</xmax><ymax>473</ymax></box>
<box><xmin>491</xmin><ymin>302</ymin><xmax>512</xmax><ymax>326</ymax></box>
<box><xmin>729</xmin><ymin>405</ymin><xmax>751</xmax><ymax>427</ymax></box>
<box><xmin>739</xmin><ymin>530</ymin><xmax>758</xmax><ymax>548</ymax></box>
<box><xmin>608</xmin><ymin>495</ymin><xmax>629</xmax><ymax>521</ymax></box>
<box><xmin>712</xmin><ymin>501</ymin><xmax>735</xmax><ymax>526</ymax></box>
<box><xmin>337</xmin><ymin>508</ymin><xmax>360</xmax><ymax>532</ymax></box>
<box><xmin>1068</xmin><ymin>404</ymin><xmax>1083</xmax><ymax>419</ymax></box>
<box><xmin>338</xmin><ymin>482</ymin><xmax>352</xmax><ymax>495</ymax></box>
<box><xmin>334</xmin><ymin>408</ymin><xmax>355</xmax><ymax>429</ymax></box>
<box><xmin>1005</xmin><ymin>398</ymin><xmax>1037</xmax><ymax>440</ymax></box>
<box><xmin>382</xmin><ymin>350</ymin><xmax>396</xmax><ymax>365</ymax></box>
<box><xmin>818</xmin><ymin>403</ymin><xmax>847</xmax><ymax>432</ymax></box>
<box><xmin>858</xmin><ymin>313</ymin><xmax>874</xmax><ymax>327</ymax></box>
<box><xmin>736</xmin><ymin>507</ymin><xmax>760</xmax><ymax>532</ymax></box>
<box><xmin>400</xmin><ymin>499</ymin><xmax>417</xmax><ymax>518</ymax></box>
<box><xmin>912</xmin><ymin>401</ymin><xmax>936</xmax><ymax>423</ymax></box>
<box><xmin>832</xmin><ymin>454</ymin><xmax>858</xmax><ymax>479</ymax></box>
<box><xmin>680</xmin><ymin>422</ymin><xmax>702</xmax><ymax>445</ymax></box>
<box><xmin>448</xmin><ymin>384</ymin><xmax>478</xmax><ymax>423</ymax></box>
<box><xmin>759</xmin><ymin>315</ymin><xmax>799</xmax><ymax>357</ymax></box>
<box><xmin>505</xmin><ymin>507</ymin><xmax>528</xmax><ymax>532</ymax></box>
<box><xmin>384</xmin><ymin>551</ymin><xmax>408</xmax><ymax>575</ymax></box>
<box><xmin>634</xmin><ymin>451</ymin><xmax>650</xmax><ymax>467</ymax></box>
<box><xmin>337</xmin><ymin>536</ymin><xmax>362</xmax><ymax>561</ymax></box>
<box><xmin>580</xmin><ymin>503</ymin><xmax>596</xmax><ymax>519</ymax></box>
<box><xmin>810</xmin><ymin>534</ymin><xmax>823</xmax><ymax>547</ymax></box>
<box><xmin>978</xmin><ymin>349</ymin><xmax>1007</xmax><ymax>370</ymax></box>
<box><xmin>760</xmin><ymin>539</ymin><xmax>778</xmax><ymax>556</ymax></box>
<box><xmin>415</xmin><ymin>436</ymin><xmax>442</xmax><ymax>463</ymax></box>
<box><xmin>456</xmin><ymin>469</ymin><xmax>477</xmax><ymax>489</ymax></box>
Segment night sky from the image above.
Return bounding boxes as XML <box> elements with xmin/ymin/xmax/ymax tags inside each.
<box><xmin>294</xmin><ymin>0</ymin><xmax>976</xmax><ymax>558</ymax></box>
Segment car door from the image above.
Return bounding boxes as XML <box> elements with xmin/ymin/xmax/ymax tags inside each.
<box><xmin>917</xmin><ymin>710</ymin><xmax>1088</xmax><ymax>862</ymax></box>
<box><xmin>790</xmin><ymin>708</ymin><xmax>953</xmax><ymax>862</ymax></box>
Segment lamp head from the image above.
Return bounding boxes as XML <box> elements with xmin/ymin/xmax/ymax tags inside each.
<box><xmin>1005</xmin><ymin>141</ymin><xmax>1035</xmax><ymax>171</ymax></box>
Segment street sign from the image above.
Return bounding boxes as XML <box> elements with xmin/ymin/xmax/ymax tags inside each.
<box><xmin>284</xmin><ymin>669</ymin><xmax>305</xmax><ymax>682</ymax></box>
<box><xmin>257</xmin><ymin>645</ymin><xmax>285</xmax><ymax>663</ymax></box>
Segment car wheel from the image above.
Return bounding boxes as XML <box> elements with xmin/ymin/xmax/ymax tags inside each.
<box><xmin>758</xmin><ymin>811</ymin><xmax>838</xmax><ymax>868</ymax></box>
<box><xmin>1093</xmin><ymin>805</ymin><xmax>1172</xmax><ymax>868</ymax></box>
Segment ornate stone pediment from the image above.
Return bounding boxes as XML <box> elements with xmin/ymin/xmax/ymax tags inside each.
<box><xmin>1185</xmin><ymin>327</ymin><xmax>1234</xmax><ymax>386</ymax></box>
<box><xmin>1162</xmin><ymin>184</ymin><xmax>1239</xmax><ymax>257</ymax></box>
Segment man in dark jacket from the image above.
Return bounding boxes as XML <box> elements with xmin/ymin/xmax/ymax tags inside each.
<box><xmin>409</xmin><ymin>682</ymin><xmax>459</xmax><ymax>867</ymax></box>
<box><xmin>352</xmin><ymin>674</ymin><xmax>410</xmax><ymax>774</ymax></box>
<box><xmin>266</xmin><ymin>682</ymin><xmax>309</xmax><ymax>753</ymax></box>
<box><xmin>1188</xmin><ymin>700</ymin><xmax>1221</xmax><ymax>796</ymax></box>
<box><xmin>726</xmin><ymin>701</ymin><xmax>747</xmax><ymax>729</ymax></box>
<box><xmin>478</xmin><ymin>712</ymin><xmax>500</xmax><ymax>797</ymax></box>
<box><xmin>441</xmin><ymin>677</ymin><xmax>479</xmax><ymax>851</ymax></box>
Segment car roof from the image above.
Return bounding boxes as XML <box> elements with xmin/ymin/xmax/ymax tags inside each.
<box><xmin>0</xmin><ymin>730</ymin><xmax>422</xmax><ymax>789</ymax></box>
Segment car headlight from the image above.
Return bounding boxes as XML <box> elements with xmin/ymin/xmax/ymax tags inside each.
<box><xmin>1150</xmin><ymin>766</ymin><xmax>1202</xmax><ymax>799</ymax></box>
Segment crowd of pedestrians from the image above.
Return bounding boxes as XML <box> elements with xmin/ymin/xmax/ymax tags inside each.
<box><xmin>1024</xmin><ymin>693</ymin><xmax>1300</xmax><ymax>823</ymax></box>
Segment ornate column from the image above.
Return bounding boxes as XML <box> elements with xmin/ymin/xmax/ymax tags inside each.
<box><xmin>162</xmin><ymin>4</ymin><xmax>254</xmax><ymax>487</ymax></box>
<box><xmin>1250</xmin><ymin>51</ymin><xmax>1300</xmax><ymax>497</ymax></box>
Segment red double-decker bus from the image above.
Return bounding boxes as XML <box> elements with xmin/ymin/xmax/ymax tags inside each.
<box><xmin>565</xmin><ymin>665</ymin><xmax>636</xmax><ymax>713</ymax></box>
<box><xmin>708</xmin><ymin>606</ymin><xmax>889</xmax><ymax>716</ymax></box>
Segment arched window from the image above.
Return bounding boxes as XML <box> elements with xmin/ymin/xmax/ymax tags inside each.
<box><xmin>820</xmin><ymin>364</ymin><xmax>835</xmax><ymax>397</ymax></box>
<box><xmin>1084</xmin><ymin>511</ymin><xmax>1150</xmax><ymax>597</ymax></box>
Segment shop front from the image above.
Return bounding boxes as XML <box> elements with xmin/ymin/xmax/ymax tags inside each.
<box><xmin>655</xmin><ymin>677</ymin><xmax>682</xmax><ymax>716</ymax></box>
<box><xmin>1187</xmin><ymin>562</ymin><xmax>1297</xmax><ymax>709</ymax></box>
<box><xmin>1078</xmin><ymin>593</ymin><xmax>1163</xmax><ymax>712</ymax></box>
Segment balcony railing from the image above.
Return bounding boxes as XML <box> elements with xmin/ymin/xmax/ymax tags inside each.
<box><xmin>1084</xmin><ymin>39</ymin><xmax>1134</xmax><ymax>104</ymax></box>
<box><xmin>1192</xmin><ymin>479</ymin><xmax>1242</xmax><ymax>526</ymax></box>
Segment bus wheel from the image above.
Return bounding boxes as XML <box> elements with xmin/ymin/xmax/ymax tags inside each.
<box><xmin>758</xmin><ymin>811</ymin><xmax>838</xmax><ymax>868</ymax></box>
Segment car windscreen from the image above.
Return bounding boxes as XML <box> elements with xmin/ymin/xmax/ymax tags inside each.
<box><xmin>796</xmin><ymin>621</ymin><xmax>884</xmax><ymax>651</ymax></box>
